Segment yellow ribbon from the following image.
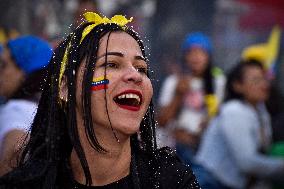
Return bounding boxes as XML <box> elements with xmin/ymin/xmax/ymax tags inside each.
<box><xmin>80</xmin><ymin>12</ymin><xmax>133</xmax><ymax>44</ymax></box>
<box><xmin>59</xmin><ymin>43</ymin><xmax>71</xmax><ymax>88</ymax></box>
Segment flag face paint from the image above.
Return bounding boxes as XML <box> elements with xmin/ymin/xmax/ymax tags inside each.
<box><xmin>92</xmin><ymin>76</ymin><xmax>110</xmax><ymax>91</ymax></box>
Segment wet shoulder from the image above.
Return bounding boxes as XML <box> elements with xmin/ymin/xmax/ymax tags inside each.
<box><xmin>157</xmin><ymin>147</ymin><xmax>200</xmax><ymax>189</ymax></box>
<box><xmin>137</xmin><ymin>147</ymin><xmax>200</xmax><ymax>189</ymax></box>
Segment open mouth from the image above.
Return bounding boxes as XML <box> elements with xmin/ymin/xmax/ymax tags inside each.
<box><xmin>113</xmin><ymin>90</ymin><xmax>142</xmax><ymax>111</ymax></box>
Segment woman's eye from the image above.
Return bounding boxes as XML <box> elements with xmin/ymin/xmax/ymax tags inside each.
<box><xmin>136</xmin><ymin>67</ymin><xmax>148</xmax><ymax>74</ymax></box>
<box><xmin>103</xmin><ymin>62</ymin><xmax>117</xmax><ymax>68</ymax></box>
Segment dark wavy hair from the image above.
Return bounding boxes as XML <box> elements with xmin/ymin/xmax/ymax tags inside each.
<box><xmin>224</xmin><ymin>59</ymin><xmax>264</xmax><ymax>102</ymax></box>
<box><xmin>0</xmin><ymin>22</ymin><xmax>157</xmax><ymax>188</ymax></box>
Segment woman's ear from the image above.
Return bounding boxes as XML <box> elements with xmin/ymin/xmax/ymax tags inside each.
<box><xmin>59</xmin><ymin>76</ymin><xmax>68</xmax><ymax>102</ymax></box>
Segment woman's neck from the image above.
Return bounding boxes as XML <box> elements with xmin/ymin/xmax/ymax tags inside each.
<box><xmin>70</xmin><ymin>116</ymin><xmax>132</xmax><ymax>186</ymax></box>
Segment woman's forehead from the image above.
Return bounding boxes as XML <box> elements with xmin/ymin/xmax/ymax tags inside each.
<box><xmin>98</xmin><ymin>32</ymin><xmax>142</xmax><ymax>55</ymax></box>
<box><xmin>243</xmin><ymin>66</ymin><xmax>263</xmax><ymax>76</ymax></box>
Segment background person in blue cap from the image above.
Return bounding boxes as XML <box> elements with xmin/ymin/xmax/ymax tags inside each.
<box><xmin>0</xmin><ymin>35</ymin><xmax>52</xmax><ymax>175</ymax></box>
<box><xmin>157</xmin><ymin>32</ymin><xmax>226</xmax><ymax>164</ymax></box>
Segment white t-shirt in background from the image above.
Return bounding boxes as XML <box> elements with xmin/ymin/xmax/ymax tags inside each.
<box><xmin>0</xmin><ymin>99</ymin><xmax>37</xmax><ymax>156</ymax></box>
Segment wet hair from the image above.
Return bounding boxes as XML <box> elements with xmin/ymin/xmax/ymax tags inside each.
<box><xmin>0</xmin><ymin>22</ymin><xmax>157</xmax><ymax>188</ymax></box>
<box><xmin>225</xmin><ymin>59</ymin><xmax>264</xmax><ymax>102</ymax></box>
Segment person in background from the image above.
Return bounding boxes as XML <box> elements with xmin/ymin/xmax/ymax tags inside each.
<box><xmin>241</xmin><ymin>39</ymin><xmax>284</xmax><ymax>143</ymax></box>
<box><xmin>157</xmin><ymin>32</ymin><xmax>225</xmax><ymax>164</ymax></box>
<box><xmin>242</xmin><ymin>35</ymin><xmax>284</xmax><ymax>188</ymax></box>
<box><xmin>196</xmin><ymin>59</ymin><xmax>284</xmax><ymax>189</ymax></box>
<box><xmin>0</xmin><ymin>35</ymin><xmax>52</xmax><ymax>175</ymax></box>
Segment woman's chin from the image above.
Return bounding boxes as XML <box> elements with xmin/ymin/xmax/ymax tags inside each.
<box><xmin>114</xmin><ymin>123</ymin><xmax>140</xmax><ymax>136</ymax></box>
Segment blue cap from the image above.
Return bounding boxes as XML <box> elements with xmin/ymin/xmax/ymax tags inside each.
<box><xmin>7</xmin><ymin>35</ymin><xmax>52</xmax><ymax>74</ymax></box>
<box><xmin>181</xmin><ymin>32</ymin><xmax>212</xmax><ymax>54</ymax></box>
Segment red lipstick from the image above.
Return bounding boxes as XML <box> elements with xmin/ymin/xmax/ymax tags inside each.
<box><xmin>114</xmin><ymin>90</ymin><xmax>143</xmax><ymax>112</ymax></box>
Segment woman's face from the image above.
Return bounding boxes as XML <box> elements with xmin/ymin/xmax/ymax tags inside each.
<box><xmin>185</xmin><ymin>47</ymin><xmax>209</xmax><ymax>77</ymax></box>
<box><xmin>236</xmin><ymin>66</ymin><xmax>269</xmax><ymax>104</ymax></box>
<box><xmin>76</xmin><ymin>31</ymin><xmax>153</xmax><ymax>137</ymax></box>
<box><xmin>0</xmin><ymin>47</ymin><xmax>25</xmax><ymax>98</ymax></box>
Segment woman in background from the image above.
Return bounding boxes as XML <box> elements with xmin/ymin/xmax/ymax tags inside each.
<box><xmin>196</xmin><ymin>59</ymin><xmax>284</xmax><ymax>189</ymax></box>
<box><xmin>157</xmin><ymin>32</ymin><xmax>225</xmax><ymax>164</ymax></box>
<box><xmin>0</xmin><ymin>36</ymin><xmax>52</xmax><ymax>175</ymax></box>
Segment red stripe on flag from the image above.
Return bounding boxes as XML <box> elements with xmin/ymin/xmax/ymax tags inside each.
<box><xmin>91</xmin><ymin>85</ymin><xmax>108</xmax><ymax>91</ymax></box>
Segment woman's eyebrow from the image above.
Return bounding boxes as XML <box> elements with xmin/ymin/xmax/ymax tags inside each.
<box><xmin>97</xmin><ymin>52</ymin><xmax>146</xmax><ymax>61</ymax></box>
<box><xmin>97</xmin><ymin>52</ymin><xmax>123</xmax><ymax>60</ymax></box>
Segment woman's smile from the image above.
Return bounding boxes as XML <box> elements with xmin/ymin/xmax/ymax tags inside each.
<box><xmin>113</xmin><ymin>89</ymin><xmax>142</xmax><ymax>111</ymax></box>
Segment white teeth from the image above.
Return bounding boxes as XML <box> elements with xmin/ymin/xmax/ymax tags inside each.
<box><xmin>117</xmin><ymin>93</ymin><xmax>141</xmax><ymax>103</ymax></box>
<box><xmin>118</xmin><ymin>94</ymin><xmax>126</xmax><ymax>99</ymax></box>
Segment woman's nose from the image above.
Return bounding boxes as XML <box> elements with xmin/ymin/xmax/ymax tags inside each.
<box><xmin>122</xmin><ymin>66</ymin><xmax>143</xmax><ymax>84</ymax></box>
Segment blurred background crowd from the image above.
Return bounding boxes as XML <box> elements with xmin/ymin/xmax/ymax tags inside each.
<box><xmin>0</xmin><ymin>0</ymin><xmax>284</xmax><ymax>189</ymax></box>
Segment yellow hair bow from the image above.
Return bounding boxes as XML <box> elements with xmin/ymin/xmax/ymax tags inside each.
<box><xmin>80</xmin><ymin>12</ymin><xmax>133</xmax><ymax>44</ymax></box>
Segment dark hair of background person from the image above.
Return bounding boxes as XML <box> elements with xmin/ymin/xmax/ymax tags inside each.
<box><xmin>224</xmin><ymin>59</ymin><xmax>264</xmax><ymax>102</ymax></box>
<box><xmin>203</xmin><ymin>59</ymin><xmax>214</xmax><ymax>95</ymax></box>
<box><xmin>0</xmin><ymin>22</ymin><xmax>158</xmax><ymax>188</ymax></box>
<box><xmin>11</xmin><ymin>67</ymin><xmax>48</xmax><ymax>102</ymax></box>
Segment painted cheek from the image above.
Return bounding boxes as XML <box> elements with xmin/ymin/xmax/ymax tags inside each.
<box><xmin>91</xmin><ymin>75</ymin><xmax>110</xmax><ymax>91</ymax></box>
